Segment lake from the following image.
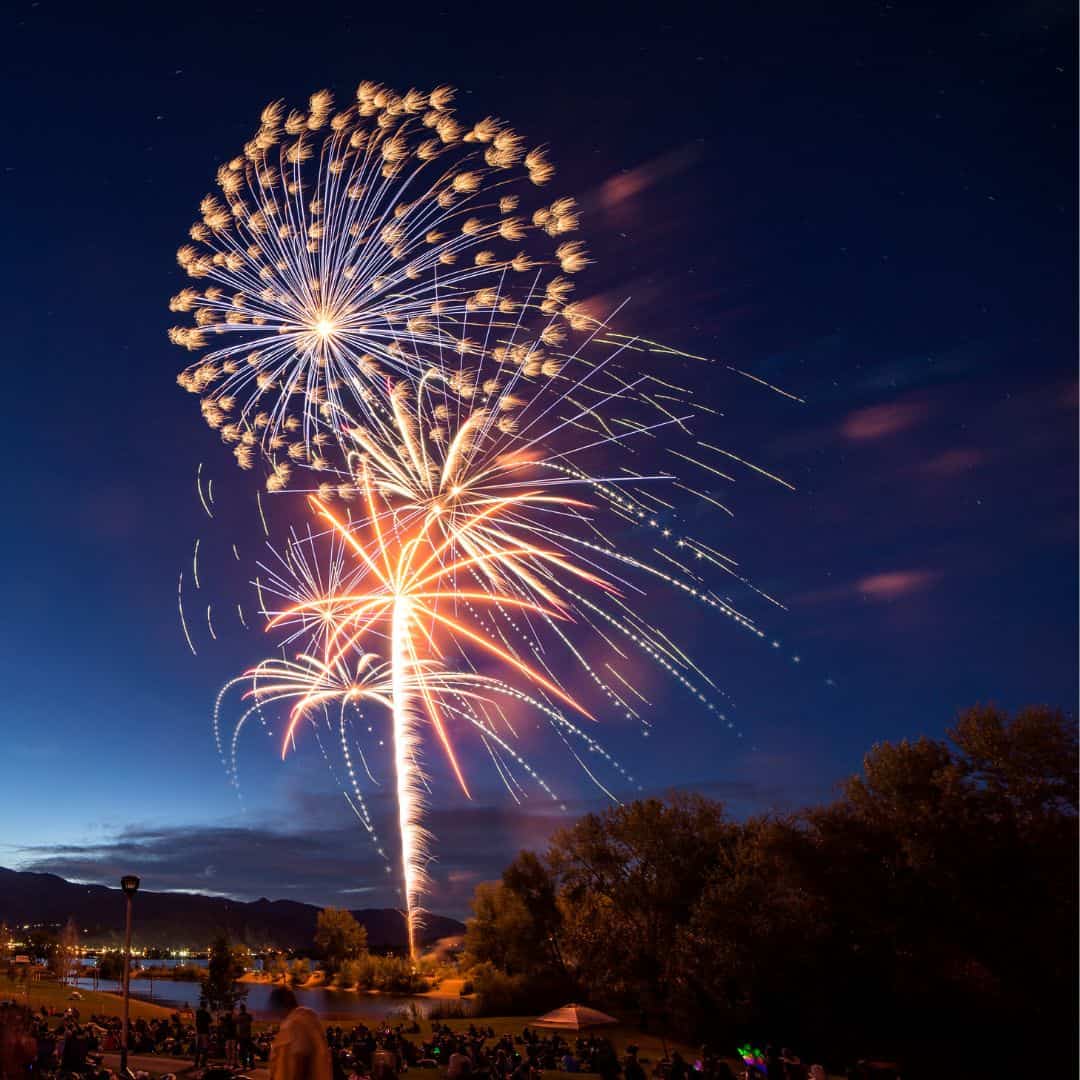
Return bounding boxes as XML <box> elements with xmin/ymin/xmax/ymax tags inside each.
<box><xmin>70</xmin><ymin>976</ymin><xmax>463</xmax><ymax>1021</ymax></box>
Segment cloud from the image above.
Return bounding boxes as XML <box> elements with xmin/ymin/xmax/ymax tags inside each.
<box><xmin>598</xmin><ymin>145</ymin><xmax>702</xmax><ymax>212</ymax></box>
<box><xmin>16</xmin><ymin>823</ymin><xmax>389</xmax><ymax>906</ymax></box>
<box><xmin>842</xmin><ymin>401</ymin><xmax>930</xmax><ymax>441</ymax></box>
<box><xmin>12</xmin><ymin>771</ymin><xmax>802</xmax><ymax>917</ymax></box>
<box><xmin>14</xmin><ymin>803</ymin><xmax>569</xmax><ymax>918</ymax></box>
<box><xmin>920</xmin><ymin>448</ymin><xmax>987</xmax><ymax>476</ymax></box>
<box><xmin>856</xmin><ymin>570</ymin><xmax>939</xmax><ymax>600</ymax></box>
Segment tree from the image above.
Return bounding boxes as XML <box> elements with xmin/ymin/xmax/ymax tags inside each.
<box><xmin>231</xmin><ymin>942</ymin><xmax>253</xmax><ymax>974</ymax></box>
<box><xmin>97</xmin><ymin>952</ymin><xmax>130</xmax><ymax>981</ymax></box>
<box><xmin>202</xmin><ymin>934</ymin><xmax>248</xmax><ymax>1011</ymax></box>
<box><xmin>785</xmin><ymin>705</ymin><xmax>1078</xmax><ymax>1068</ymax></box>
<box><xmin>52</xmin><ymin>917</ymin><xmax>80</xmax><ymax>985</ymax></box>
<box><xmin>288</xmin><ymin>957</ymin><xmax>311</xmax><ymax>987</ymax></box>
<box><xmin>27</xmin><ymin>929</ymin><xmax>57</xmax><ymax>966</ymax></box>
<box><xmin>464</xmin><ymin>705</ymin><xmax>1078</xmax><ymax>1073</ymax></box>
<box><xmin>267</xmin><ymin>949</ymin><xmax>290</xmax><ymax>984</ymax></box>
<box><xmin>314</xmin><ymin>907</ymin><xmax>368</xmax><ymax>974</ymax></box>
<box><xmin>673</xmin><ymin>815</ymin><xmax>827</xmax><ymax>1042</ymax></box>
<box><xmin>549</xmin><ymin>793</ymin><xmax>735</xmax><ymax>1019</ymax></box>
<box><xmin>950</xmin><ymin>703</ymin><xmax>1078</xmax><ymax>821</ymax></box>
<box><xmin>465</xmin><ymin>851</ymin><xmax>576</xmax><ymax>1012</ymax></box>
<box><xmin>0</xmin><ymin>923</ymin><xmax>12</xmax><ymax>971</ymax></box>
<box><xmin>501</xmin><ymin>851</ymin><xmax>565</xmax><ymax>972</ymax></box>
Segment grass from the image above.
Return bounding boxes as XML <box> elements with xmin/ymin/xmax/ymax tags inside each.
<box><xmin>0</xmin><ymin>975</ymin><xmax>174</xmax><ymax>1021</ymax></box>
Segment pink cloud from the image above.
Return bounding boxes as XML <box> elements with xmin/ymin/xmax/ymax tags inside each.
<box><xmin>857</xmin><ymin>569</ymin><xmax>939</xmax><ymax>600</ymax></box>
<box><xmin>842</xmin><ymin>401</ymin><xmax>930</xmax><ymax>441</ymax></box>
<box><xmin>446</xmin><ymin>869</ymin><xmax>479</xmax><ymax>886</ymax></box>
<box><xmin>599</xmin><ymin>145</ymin><xmax>701</xmax><ymax>211</ymax></box>
<box><xmin>921</xmin><ymin>448</ymin><xmax>987</xmax><ymax>476</ymax></box>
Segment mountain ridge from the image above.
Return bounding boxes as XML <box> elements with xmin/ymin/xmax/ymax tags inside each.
<box><xmin>0</xmin><ymin>866</ymin><xmax>463</xmax><ymax>951</ymax></box>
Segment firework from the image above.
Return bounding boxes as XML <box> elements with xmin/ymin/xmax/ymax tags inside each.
<box><xmin>169</xmin><ymin>82</ymin><xmax>603</xmax><ymax>487</ymax></box>
<box><xmin>219</xmin><ymin>646</ymin><xmax>566</xmax><ymax>957</ymax></box>
<box><xmin>177</xmin><ymin>81</ymin><xmax>799</xmax><ymax>961</ymax></box>
<box><xmin>235</xmin><ymin>379</ymin><xmax>769</xmax><ymax>954</ymax></box>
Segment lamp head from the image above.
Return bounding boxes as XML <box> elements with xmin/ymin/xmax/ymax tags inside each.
<box><xmin>120</xmin><ymin>875</ymin><xmax>140</xmax><ymax>898</ymax></box>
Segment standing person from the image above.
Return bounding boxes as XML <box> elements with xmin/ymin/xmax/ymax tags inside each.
<box><xmin>595</xmin><ymin>1039</ymin><xmax>621</xmax><ymax>1080</ymax></box>
<box><xmin>237</xmin><ymin>1003</ymin><xmax>254</xmax><ymax>1070</ymax></box>
<box><xmin>222</xmin><ymin>1006</ymin><xmax>238</xmax><ymax>1068</ymax></box>
<box><xmin>624</xmin><ymin>1047</ymin><xmax>645</xmax><ymax>1080</ymax></box>
<box><xmin>267</xmin><ymin>986</ymin><xmax>331</xmax><ymax>1080</ymax></box>
<box><xmin>194</xmin><ymin>1002</ymin><xmax>212</xmax><ymax>1069</ymax></box>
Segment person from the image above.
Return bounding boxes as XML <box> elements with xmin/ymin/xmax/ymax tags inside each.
<box><xmin>371</xmin><ymin>1039</ymin><xmax>399</xmax><ymax>1080</ymax></box>
<box><xmin>237</xmin><ymin>1003</ymin><xmax>254</xmax><ymax>1069</ymax></box>
<box><xmin>267</xmin><ymin>986</ymin><xmax>331</xmax><ymax>1080</ymax></box>
<box><xmin>780</xmin><ymin>1049</ymin><xmax>805</xmax><ymax>1080</ymax></box>
<box><xmin>222</xmin><ymin>1006</ymin><xmax>238</xmax><ymax>1068</ymax></box>
<box><xmin>194</xmin><ymin>1003</ymin><xmax>212</xmax><ymax>1069</ymax></box>
<box><xmin>594</xmin><ymin>1039</ymin><xmax>620</xmax><ymax>1080</ymax></box>
<box><xmin>624</xmin><ymin>1047</ymin><xmax>645</xmax><ymax>1080</ymax></box>
<box><xmin>0</xmin><ymin>1006</ymin><xmax>37</xmax><ymax>1080</ymax></box>
<box><xmin>447</xmin><ymin>1043</ymin><xmax>472</xmax><ymax>1080</ymax></box>
<box><xmin>59</xmin><ymin>1024</ymin><xmax>89</xmax><ymax>1073</ymax></box>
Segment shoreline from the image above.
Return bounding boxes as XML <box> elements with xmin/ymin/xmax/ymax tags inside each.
<box><xmin>106</xmin><ymin>979</ymin><xmax>466</xmax><ymax>1012</ymax></box>
<box><xmin>236</xmin><ymin>972</ymin><xmax>463</xmax><ymax>1002</ymax></box>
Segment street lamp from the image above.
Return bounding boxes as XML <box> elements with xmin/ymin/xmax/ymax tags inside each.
<box><xmin>119</xmin><ymin>875</ymin><xmax>140</xmax><ymax>1078</ymax></box>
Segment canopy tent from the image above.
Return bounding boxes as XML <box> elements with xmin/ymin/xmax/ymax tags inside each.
<box><xmin>533</xmin><ymin>1003</ymin><xmax>619</xmax><ymax>1031</ymax></box>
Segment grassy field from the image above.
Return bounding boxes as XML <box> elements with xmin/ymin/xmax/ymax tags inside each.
<box><xmin>0</xmin><ymin>975</ymin><xmax>174</xmax><ymax>1021</ymax></box>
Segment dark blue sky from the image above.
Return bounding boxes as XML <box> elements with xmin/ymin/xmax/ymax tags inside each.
<box><xmin>3</xmin><ymin>0</ymin><xmax>1075</xmax><ymax>917</ymax></box>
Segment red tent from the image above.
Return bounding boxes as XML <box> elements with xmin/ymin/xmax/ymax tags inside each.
<box><xmin>533</xmin><ymin>1003</ymin><xmax>619</xmax><ymax>1031</ymax></box>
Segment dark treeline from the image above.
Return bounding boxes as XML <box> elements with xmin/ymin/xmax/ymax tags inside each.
<box><xmin>464</xmin><ymin>705</ymin><xmax>1077</xmax><ymax>1077</ymax></box>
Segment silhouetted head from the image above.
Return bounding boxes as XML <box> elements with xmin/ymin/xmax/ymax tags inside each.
<box><xmin>266</xmin><ymin>986</ymin><xmax>298</xmax><ymax>1020</ymax></box>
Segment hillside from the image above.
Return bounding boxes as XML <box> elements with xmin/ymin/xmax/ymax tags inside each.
<box><xmin>0</xmin><ymin>867</ymin><xmax>463</xmax><ymax>951</ymax></box>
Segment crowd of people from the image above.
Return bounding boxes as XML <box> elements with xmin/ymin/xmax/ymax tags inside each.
<box><xmin>0</xmin><ymin>998</ymin><xmax>275</xmax><ymax>1079</ymax></box>
<box><xmin>0</xmin><ymin>991</ymin><xmax>835</xmax><ymax>1080</ymax></box>
<box><xmin>269</xmin><ymin>994</ymin><xmax>749</xmax><ymax>1080</ymax></box>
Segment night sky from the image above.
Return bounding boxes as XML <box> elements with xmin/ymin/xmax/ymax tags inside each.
<box><xmin>3</xmin><ymin>1</ymin><xmax>1075</xmax><ymax>917</ymax></box>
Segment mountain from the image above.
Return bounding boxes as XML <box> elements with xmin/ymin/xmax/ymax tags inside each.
<box><xmin>0</xmin><ymin>867</ymin><xmax>463</xmax><ymax>951</ymax></box>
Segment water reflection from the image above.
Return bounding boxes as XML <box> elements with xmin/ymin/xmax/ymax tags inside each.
<box><xmin>70</xmin><ymin>976</ymin><xmax>461</xmax><ymax>1021</ymax></box>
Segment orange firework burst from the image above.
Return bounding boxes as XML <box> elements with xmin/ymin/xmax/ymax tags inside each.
<box><xmin>239</xmin><ymin>378</ymin><xmax>771</xmax><ymax>955</ymax></box>
<box><xmin>263</xmin><ymin>445</ymin><xmax>623</xmax><ymax>955</ymax></box>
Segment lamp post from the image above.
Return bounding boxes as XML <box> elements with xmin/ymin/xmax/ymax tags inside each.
<box><xmin>119</xmin><ymin>875</ymin><xmax>140</xmax><ymax>1078</ymax></box>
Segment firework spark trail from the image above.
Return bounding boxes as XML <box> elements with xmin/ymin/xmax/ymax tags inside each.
<box><xmin>178</xmin><ymin>572</ymin><xmax>197</xmax><ymax>656</ymax></box>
